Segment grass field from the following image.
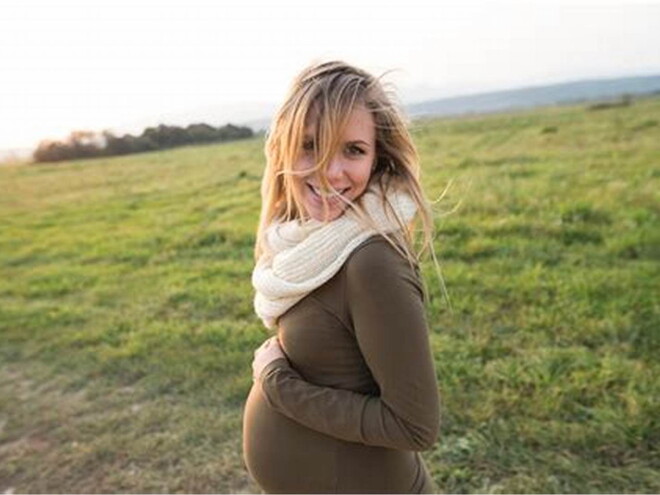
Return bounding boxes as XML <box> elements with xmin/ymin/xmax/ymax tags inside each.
<box><xmin>0</xmin><ymin>96</ymin><xmax>658</xmax><ymax>493</ymax></box>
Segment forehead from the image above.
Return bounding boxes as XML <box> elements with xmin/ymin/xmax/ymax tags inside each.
<box><xmin>304</xmin><ymin>104</ymin><xmax>376</xmax><ymax>141</ymax></box>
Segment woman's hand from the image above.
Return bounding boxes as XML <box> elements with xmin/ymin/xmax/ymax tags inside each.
<box><xmin>252</xmin><ymin>336</ymin><xmax>287</xmax><ymax>381</ymax></box>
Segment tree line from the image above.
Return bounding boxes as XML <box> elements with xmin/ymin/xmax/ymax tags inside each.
<box><xmin>33</xmin><ymin>122</ymin><xmax>254</xmax><ymax>163</ymax></box>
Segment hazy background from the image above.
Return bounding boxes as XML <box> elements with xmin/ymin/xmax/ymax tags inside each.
<box><xmin>1</xmin><ymin>0</ymin><xmax>659</xmax><ymax>154</ymax></box>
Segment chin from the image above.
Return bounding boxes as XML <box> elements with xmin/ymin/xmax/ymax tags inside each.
<box><xmin>308</xmin><ymin>205</ymin><xmax>346</xmax><ymax>222</ymax></box>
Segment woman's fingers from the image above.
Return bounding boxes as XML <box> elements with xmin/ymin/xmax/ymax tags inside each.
<box><xmin>254</xmin><ymin>336</ymin><xmax>276</xmax><ymax>355</ymax></box>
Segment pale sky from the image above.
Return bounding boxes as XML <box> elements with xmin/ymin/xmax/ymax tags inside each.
<box><xmin>1</xmin><ymin>0</ymin><xmax>659</xmax><ymax>150</ymax></box>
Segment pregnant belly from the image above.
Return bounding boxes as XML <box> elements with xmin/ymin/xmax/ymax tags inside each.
<box><xmin>242</xmin><ymin>382</ymin><xmax>339</xmax><ymax>493</ymax></box>
<box><xmin>242</xmin><ymin>383</ymin><xmax>430</xmax><ymax>493</ymax></box>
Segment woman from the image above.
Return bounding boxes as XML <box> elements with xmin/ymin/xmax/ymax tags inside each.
<box><xmin>242</xmin><ymin>59</ymin><xmax>442</xmax><ymax>494</ymax></box>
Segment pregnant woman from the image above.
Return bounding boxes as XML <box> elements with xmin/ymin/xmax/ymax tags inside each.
<box><xmin>242</xmin><ymin>59</ymin><xmax>442</xmax><ymax>494</ymax></box>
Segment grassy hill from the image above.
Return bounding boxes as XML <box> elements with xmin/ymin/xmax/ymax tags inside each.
<box><xmin>0</xmin><ymin>97</ymin><xmax>658</xmax><ymax>493</ymax></box>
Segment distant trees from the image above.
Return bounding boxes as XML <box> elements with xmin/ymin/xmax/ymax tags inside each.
<box><xmin>33</xmin><ymin>130</ymin><xmax>106</xmax><ymax>162</ymax></box>
<box><xmin>33</xmin><ymin>122</ymin><xmax>254</xmax><ymax>163</ymax></box>
<box><xmin>586</xmin><ymin>94</ymin><xmax>633</xmax><ymax>111</ymax></box>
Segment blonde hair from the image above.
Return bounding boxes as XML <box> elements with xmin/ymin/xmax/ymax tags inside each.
<box><xmin>255</xmin><ymin>59</ymin><xmax>450</xmax><ymax>308</ymax></box>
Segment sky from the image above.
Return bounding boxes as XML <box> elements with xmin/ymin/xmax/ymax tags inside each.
<box><xmin>1</xmin><ymin>0</ymin><xmax>659</xmax><ymax>151</ymax></box>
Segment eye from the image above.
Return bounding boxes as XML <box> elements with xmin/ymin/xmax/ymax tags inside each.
<box><xmin>346</xmin><ymin>144</ymin><xmax>365</xmax><ymax>156</ymax></box>
<box><xmin>302</xmin><ymin>139</ymin><xmax>315</xmax><ymax>152</ymax></box>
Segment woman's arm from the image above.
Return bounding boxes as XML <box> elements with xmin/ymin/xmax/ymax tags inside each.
<box><xmin>257</xmin><ymin>239</ymin><xmax>441</xmax><ymax>451</ymax></box>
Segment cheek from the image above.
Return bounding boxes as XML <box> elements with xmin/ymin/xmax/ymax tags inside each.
<box><xmin>351</xmin><ymin>161</ymin><xmax>374</xmax><ymax>190</ymax></box>
<box><xmin>293</xmin><ymin>158</ymin><xmax>315</xmax><ymax>183</ymax></box>
<box><xmin>293</xmin><ymin>156</ymin><xmax>312</xmax><ymax>173</ymax></box>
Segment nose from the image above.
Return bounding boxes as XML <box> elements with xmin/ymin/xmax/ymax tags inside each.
<box><xmin>326</xmin><ymin>153</ymin><xmax>344</xmax><ymax>182</ymax></box>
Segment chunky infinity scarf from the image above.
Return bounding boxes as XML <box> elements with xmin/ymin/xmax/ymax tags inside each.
<box><xmin>252</xmin><ymin>183</ymin><xmax>417</xmax><ymax>329</ymax></box>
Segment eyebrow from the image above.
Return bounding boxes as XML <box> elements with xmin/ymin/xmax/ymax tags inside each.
<box><xmin>303</xmin><ymin>135</ymin><xmax>371</xmax><ymax>148</ymax></box>
<box><xmin>347</xmin><ymin>140</ymin><xmax>371</xmax><ymax>147</ymax></box>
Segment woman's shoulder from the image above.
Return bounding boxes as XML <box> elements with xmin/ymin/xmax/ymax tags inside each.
<box><xmin>347</xmin><ymin>234</ymin><xmax>400</xmax><ymax>264</ymax></box>
<box><xmin>340</xmin><ymin>234</ymin><xmax>425</xmax><ymax>312</ymax></box>
<box><xmin>343</xmin><ymin>234</ymin><xmax>421</xmax><ymax>285</ymax></box>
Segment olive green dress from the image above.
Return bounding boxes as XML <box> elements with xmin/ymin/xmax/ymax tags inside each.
<box><xmin>242</xmin><ymin>235</ymin><xmax>441</xmax><ymax>493</ymax></box>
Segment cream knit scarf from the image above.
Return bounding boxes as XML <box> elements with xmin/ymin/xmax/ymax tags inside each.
<box><xmin>252</xmin><ymin>182</ymin><xmax>417</xmax><ymax>329</ymax></box>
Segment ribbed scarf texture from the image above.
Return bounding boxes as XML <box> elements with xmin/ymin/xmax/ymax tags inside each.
<box><xmin>252</xmin><ymin>183</ymin><xmax>417</xmax><ymax>329</ymax></box>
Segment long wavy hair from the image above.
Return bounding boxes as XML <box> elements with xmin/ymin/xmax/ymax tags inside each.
<box><xmin>255</xmin><ymin>59</ymin><xmax>449</xmax><ymax>305</ymax></box>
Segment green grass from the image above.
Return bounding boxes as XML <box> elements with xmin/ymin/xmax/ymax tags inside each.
<box><xmin>1</xmin><ymin>97</ymin><xmax>659</xmax><ymax>493</ymax></box>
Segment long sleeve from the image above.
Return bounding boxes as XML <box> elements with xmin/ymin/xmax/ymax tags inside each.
<box><xmin>258</xmin><ymin>239</ymin><xmax>441</xmax><ymax>451</ymax></box>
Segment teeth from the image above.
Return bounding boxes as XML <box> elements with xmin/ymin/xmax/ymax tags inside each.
<box><xmin>308</xmin><ymin>183</ymin><xmax>349</xmax><ymax>197</ymax></box>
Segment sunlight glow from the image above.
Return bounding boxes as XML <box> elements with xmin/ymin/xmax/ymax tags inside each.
<box><xmin>1</xmin><ymin>0</ymin><xmax>659</xmax><ymax>150</ymax></box>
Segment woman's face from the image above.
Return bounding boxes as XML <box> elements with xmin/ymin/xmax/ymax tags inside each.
<box><xmin>294</xmin><ymin>104</ymin><xmax>376</xmax><ymax>222</ymax></box>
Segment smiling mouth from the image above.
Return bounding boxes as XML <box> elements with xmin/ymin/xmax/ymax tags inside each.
<box><xmin>306</xmin><ymin>183</ymin><xmax>350</xmax><ymax>199</ymax></box>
